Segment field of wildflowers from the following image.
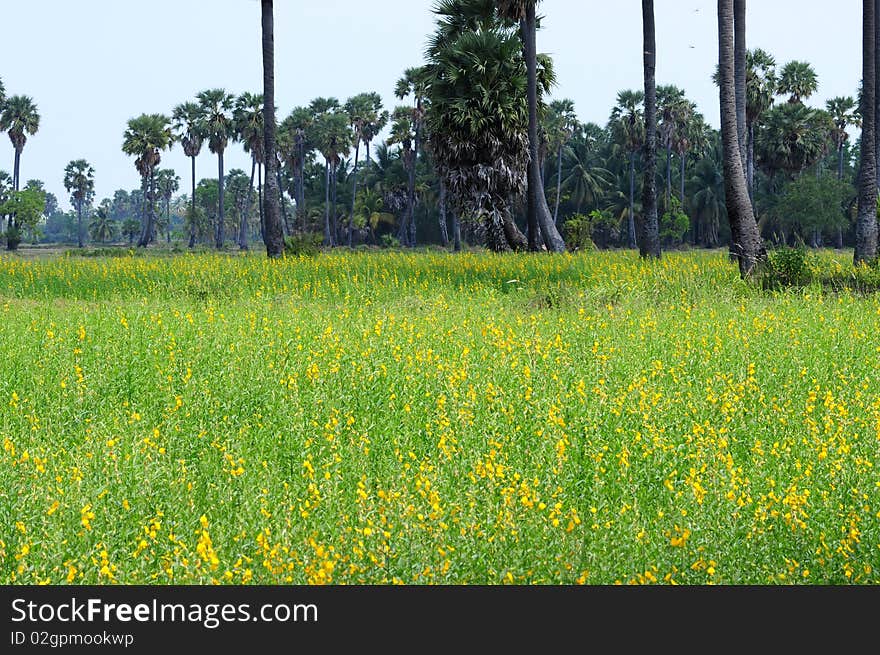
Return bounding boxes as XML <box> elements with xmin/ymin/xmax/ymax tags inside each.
<box><xmin>1</xmin><ymin>249</ymin><xmax>879</xmax><ymax>584</ymax></box>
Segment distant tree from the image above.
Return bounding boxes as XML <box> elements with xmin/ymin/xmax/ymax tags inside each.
<box><xmin>234</xmin><ymin>92</ymin><xmax>264</xmax><ymax>250</ymax></box>
<box><xmin>172</xmin><ymin>101</ymin><xmax>207</xmax><ymax>248</ymax></box>
<box><xmin>610</xmin><ymin>90</ymin><xmax>645</xmax><ymax>248</ymax></box>
<box><xmin>122</xmin><ymin>114</ymin><xmax>173</xmax><ymax>248</ymax></box>
<box><xmin>0</xmin><ymin>95</ymin><xmax>40</xmax><ymax>191</ymax></box>
<box><xmin>345</xmin><ymin>92</ymin><xmax>388</xmax><ymax>246</ymax></box>
<box><xmin>197</xmin><ymin>89</ymin><xmax>235</xmax><ymax>249</ymax></box>
<box><xmin>0</xmin><ymin>188</ymin><xmax>45</xmax><ymax>250</ymax></box>
<box><xmin>310</xmin><ymin>99</ymin><xmax>351</xmax><ymax>245</ymax></box>
<box><xmin>156</xmin><ymin>169</ymin><xmax>180</xmax><ymax>243</ymax></box>
<box><xmin>777</xmin><ymin>60</ymin><xmax>819</xmax><ymax>104</ymax></box>
<box><xmin>544</xmin><ymin>99</ymin><xmax>579</xmax><ymax>226</ymax></box>
<box><xmin>63</xmin><ymin>159</ymin><xmax>95</xmax><ymax>248</ymax></box>
<box><xmin>89</xmin><ymin>206</ymin><xmax>116</xmax><ymax>244</ymax></box>
<box><xmin>826</xmin><ymin>96</ymin><xmax>858</xmax><ymax>181</ymax></box>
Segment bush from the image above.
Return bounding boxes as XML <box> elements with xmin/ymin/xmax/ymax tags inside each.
<box><xmin>660</xmin><ymin>198</ymin><xmax>690</xmax><ymax>246</ymax></box>
<box><xmin>563</xmin><ymin>214</ymin><xmax>596</xmax><ymax>251</ymax></box>
<box><xmin>284</xmin><ymin>232</ymin><xmax>323</xmax><ymax>257</ymax></box>
<box><xmin>381</xmin><ymin>234</ymin><xmax>401</xmax><ymax>249</ymax></box>
<box><xmin>4</xmin><ymin>225</ymin><xmax>21</xmax><ymax>250</ymax></box>
<box><xmin>763</xmin><ymin>246</ymin><xmax>809</xmax><ymax>288</ymax></box>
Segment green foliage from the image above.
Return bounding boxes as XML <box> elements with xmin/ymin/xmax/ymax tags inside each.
<box><xmin>381</xmin><ymin>234</ymin><xmax>401</xmax><ymax>249</ymax></box>
<box><xmin>1</xmin><ymin>187</ymin><xmax>45</xmax><ymax>230</ymax></box>
<box><xmin>770</xmin><ymin>175</ymin><xmax>851</xmax><ymax>241</ymax></box>
<box><xmin>763</xmin><ymin>246</ymin><xmax>809</xmax><ymax>288</ymax></box>
<box><xmin>283</xmin><ymin>232</ymin><xmax>323</xmax><ymax>257</ymax></box>
<box><xmin>562</xmin><ymin>214</ymin><xmax>595</xmax><ymax>251</ymax></box>
<box><xmin>659</xmin><ymin>197</ymin><xmax>690</xmax><ymax>246</ymax></box>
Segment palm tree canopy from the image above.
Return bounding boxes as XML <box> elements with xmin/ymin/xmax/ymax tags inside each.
<box><xmin>0</xmin><ymin>95</ymin><xmax>40</xmax><ymax>152</ymax></box>
<box><xmin>609</xmin><ymin>90</ymin><xmax>645</xmax><ymax>153</ymax></box>
<box><xmin>345</xmin><ymin>92</ymin><xmax>388</xmax><ymax>148</ymax></box>
<box><xmin>63</xmin><ymin>159</ymin><xmax>95</xmax><ymax>205</ymax></box>
<box><xmin>233</xmin><ymin>92</ymin><xmax>266</xmax><ymax>163</ymax></box>
<box><xmin>197</xmin><ymin>89</ymin><xmax>235</xmax><ymax>155</ymax></box>
<box><xmin>156</xmin><ymin>169</ymin><xmax>180</xmax><ymax>201</ymax></box>
<box><xmin>122</xmin><ymin>114</ymin><xmax>174</xmax><ymax>179</ymax></box>
<box><xmin>172</xmin><ymin>102</ymin><xmax>207</xmax><ymax>159</ymax></box>
<box><xmin>778</xmin><ymin>60</ymin><xmax>818</xmax><ymax>104</ymax></box>
<box><xmin>826</xmin><ymin>96</ymin><xmax>858</xmax><ymax>149</ymax></box>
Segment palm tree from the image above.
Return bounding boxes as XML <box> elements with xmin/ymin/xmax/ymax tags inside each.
<box><xmin>197</xmin><ymin>89</ymin><xmax>235</xmax><ymax>249</ymax></box>
<box><xmin>690</xmin><ymin>144</ymin><xmax>727</xmax><ymax>247</ymax></box>
<box><xmin>0</xmin><ymin>95</ymin><xmax>40</xmax><ymax>191</ymax></box>
<box><xmin>610</xmin><ymin>90</ymin><xmax>645</xmax><ymax>248</ymax></box>
<box><xmin>425</xmin><ymin>20</ymin><xmax>530</xmax><ymax>252</ymax></box>
<box><xmin>718</xmin><ymin>0</ymin><xmax>764</xmax><ymax>276</ymax></box>
<box><xmin>745</xmin><ymin>49</ymin><xmax>777</xmax><ymax>195</ymax></box>
<box><xmin>261</xmin><ymin>0</ymin><xmax>285</xmax><ymax>257</ymax></box>
<box><xmin>561</xmin><ymin>127</ymin><xmax>611</xmax><ymax>215</ymax></box>
<box><xmin>544</xmin><ymin>99</ymin><xmax>578</xmax><ymax>226</ymax></box>
<box><xmin>311</xmin><ymin>101</ymin><xmax>350</xmax><ymax>246</ymax></box>
<box><xmin>278</xmin><ymin>107</ymin><xmax>313</xmax><ymax>224</ymax></box>
<box><xmin>122</xmin><ymin>114</ymin><xmax>173</xmax><ymax>248</ymax></box>
<box><xmin>156</xmin><ymin>169</ymin><xmax>180</xmax><ymax>243</ymax></box>
<box><xmin>234</xmin><ymin>92</ymin><xmax>264</xmax><ymax>250</ymax></box>
<box><xmin>345</xmin><ymin>92</ymin><xmax>388</xmax><ymax>246</ymax></box>
<box><xmin>778</xmin><ymin>61</ymin><xmax>819</xmax><ymax>105</ymax></box>
<box><xmin>172</xmin><ymin>101</ymin><xmax>206</xmax><ymax>249</ymax></box>
<box><xmin>89</xmin><ymin>207</ymin><xmax>116</xmax><ymax>244</ymax></box>
<box><xmin>754</xmin><ymin>104</ymin><xmax>831</xmax><ymax>178</ymax></box>
<box><xmin>387</xmin><ymin>107</ymin><xmax>417</xmax><ymax>245</ymax></box>
<box><xmin>63</xmin><ymin>159</ymin><xmax>95</xmax><ymax>248</ymax></box>
<box><xmin>640</xmin><ymin>0</ymin><xmax>660</xmax><ymax>259</ymax></box>
<box><xmin>856</xmin><ymin>0</ymin><xmax>878</xmax><ymax>264</ymax></box>
<box><xmin>827</xmin><ymin>97</ymin><xmax>858</xmax><ymax>180</ymax></box>
<box><xmin>496</xmin><ymin>0</ymin><xmax>566</xmax><ymax>252</ymax></box>
<box><xmin>395</xmin><ymin>68</ymin><xmax>428</xmax><ymax>247</ymax></box>
<box><xmin>658</xmin><ymin>86</ymin><xmax>686</xmax><ymax>211</ymax></box>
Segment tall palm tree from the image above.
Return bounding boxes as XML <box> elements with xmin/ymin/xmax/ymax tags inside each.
<box><xmin>0</xmin><ymin>95</ymin><xmax>40</xmax><ymax>191</ymax></box>
<box><xmin>278</xmin><ymin>106</ymin><xmax>313</xmax><ymax>223</ymax></box>
<box><xmin>610</xmin><ymin>90</ymin><xmax>645</xmax><ymax>249</ymax></box>
<box><xmin>156</xmin><ymin>169</ymin><xmax>180</xmax><ymax>243</ymax></box>
<box><xmin>345</xmin><ymin>92</ymin><xmax>387</xmax><ymax>246</ymax></box>
<box><xmin>261</xmin><ymin>0</ymin><xmax>285</xmax><ymax>257</ymax></box>
<box><xmin>425</xmin><ymin>20</ymin><xmax>530</xmax><ymax>252</ymax></box>
<box><xmin>172</xmin><ymin>101</ymin><xmax>206</xmax><ymax>249</ymax></box>
<box><xmin>122</xmin><ymin>114</ymin><xmax>173</xmax><ymax>248</ymax></box>
<box><xmin>718</xmin><ymin>0</ymin><xmax>764</xmax><ymax>276</ymax></box>
<box><xmin>197</xmin><ymin>89</ymin><xmax>235</xmax><ymax>249</ymax></box>
<box><xmin>561</xmin><ymin>129</ymin><xmax>611</xmax><ymax>215</ymax></box>
<box><xmin>63</xmin><ymin>159</ymin><xmax>95</xmax><ymax>248</ymax></box>
<box><xmin>387</xmin><ymin>107</ymin><xmax>417</xmax><ymax>245</ymax></box>
<box><xmin>826</xmin><ymin>97</ymin><xmax>858</xmax><ymax>181</ymax></box>
<box><xmin>640</xmin><ymin>0</ymin><xmax>660</xmax><ymax>259</ymax></box>
<box><xmin>777</xmin><ymin>61</ymin><xmax>819</xmax><ymax>105</ymax></box>
<box><xmin>395</xmin><ymin>68</ymin><xmax>428</xmax><ymax>247</ymax></box>
<box><xmin>745</xmin><ymin>49</ymin><xmax>777</xmax><ymax>195</ymax></box>
<box><xmin>234</xmin><ymin>92</ymin><xmax>264</xmax><ymax>251</ymax></box>
<box><xmin>658</xmin><ymin>85</ymin><xmax>686</xmax><ymax>212</ymax></box>
<box><xmin>496</xmin><ymin>0</ymin><xmax>565</xmax><ymax>252</ymax></box>
<box><xmin>856</xmin><ymin>0</ymin><xmax>878</xmax><ymax>264</ymax></box>
<box><xmin>311</xmin><ymin>102</ymin><xmax>350</xmax><ymax>246</ymax></box>
<box><xmin>544</xmin><ymin>99</ymin><xmax>578</xmax><ymax>226</ymax></box>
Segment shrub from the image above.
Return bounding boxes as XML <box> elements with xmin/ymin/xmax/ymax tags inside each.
<box><xmin>381</xmin><ymin>234</ymin><xmax>401</xmax><ymax>249</ymax></box>
<box><xmin>284</xmin><ymin>232</ymin><xmax>323</xmax><ymax>257</ymax></box>
<box><xmin>763</xmin><ymin>246</ymin><xmax>809</xmax><ymax>288</ymax></box>
<box><xmin>563</xmin><ymin>214</ymin><xmax>596</xmax><ymax>251</ymax></box>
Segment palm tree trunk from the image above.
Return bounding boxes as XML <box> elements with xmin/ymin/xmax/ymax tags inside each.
<box><xmin>747</xmin><ymin>123</ymin><xmax>755</xmax><ymax>201</ymax></box>
<box><xmin>838</xmin><ymin>143</ymin><xmax>845</xmax><ymax>181</ymax></box>
<box><xmin>166</xmin><ymin>197</ymin><xmax>171</xmax><ymax>243</ymax></box>
<box><xmin>641</xmin><ymin>0</ymin><xmax>661</xmax><ymax>259</ymax></box>
<box><xmin>137</xmin><ymin>176</ymin><xmax>150</xmax><ymax>248</ymax></box>
<box><xmin>680</xmin><ymin>151</ymin><xmax>687</xmax><ymax>206</ymax></box>
<box><xmin>13</xmin><ymin>148</ymin><xmax>21</xmax><ymax>191</ymax></box>
<box><xmin>77</xmin><ymin>200</ymin><xmax>84</xmax><ymax>248</ymax></box>
<box><xmin>241</xmin><ymin>158</ymin><xmax>256</xmax><ymax>250</ymax></box>
<box><xmin>217</xmin><ymin>150</ymin><xmax>225</xmax><ymax>249</ymax></box>
<box><xmin>628</xmin><ymin>151</ymin><xmax>637</xmax><ymax>248</ymax></box>
<box><xmin>261</xmin><ymin>0</ymin><xmax>285</xmax><ymax>257</ymax></box>
<box><xmin>719</xmin><ymin>0</ymin><xmax>765</xmax><ymax>276</ymax></box>
<box><xmin>188</xmin><ymin>156</ymin><xmax>197</xmax><ymax>249</ymax></box>
<box><xmin>856</xmin><ymin>0</ymin><xmax>879</xmax><ymax>264</ymax></box>
<box><xmin>452</xmin><ymin>208</ymin><xmax>462</xmax><ymax>252</ymax></box>
<box><xmin>324</xmin><ymin>162</ymin><xmax>332</xmax><ymax>246</ymax></box>
<box><xmin>666</xmin><ymin>142</ymin><xmax>672</xmax><ymax>212</ymax></box>
<box><xmin>278</xmin><ymin>167</ymin><xmax>290</xmax><ymax>235</ymax></box>
<box><xmin>258</xmin><ymin>163</ymin><xmax>265</xmax><ymax>242</ymax></box>
<box><xmin>332</xmin><ymin>163</ymin><xmax>339</xmax><ymax>244</ymax></box>
<box><xmin>554</xmin><ymin>146</ymin><xmax>563</xmax><ymax>225</ymax></box>
<box><xmin>439</xmin><ymin>179</ymin><xmax>449</xmax><ymax>247</ymax></box>
<box><xmin>523</xmin><ymin>6</ymin><xmax>566</xmax><ymax>252</ymax></box>
<box><xmin>875</xmin><ymin>0</ymin><xmax>880</xmax><ymax>188</ymax></box>
<box><xmin>734</xmin><ymin>0</ymin><xmax>748</xmax><ymax>170</ymax></box>
<box><xmin>349</xmin><ymin>140</ymin><xmax>360</xmax><ymax>247</ymax></box>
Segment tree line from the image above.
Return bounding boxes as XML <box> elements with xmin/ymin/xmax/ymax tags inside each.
<box><xmin>3</xmin><ymin>0</ymin><xmax>880</xmax><ymax>277</ymax></box>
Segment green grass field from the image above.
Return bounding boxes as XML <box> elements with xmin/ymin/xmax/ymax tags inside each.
<box><xmin>2</xmin><ymin>249</ymin><xmax>879</xmax><ymax>584</ymax></box>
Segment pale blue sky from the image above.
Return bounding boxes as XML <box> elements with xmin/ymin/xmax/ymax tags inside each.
<box><xmin>0</xmin><ymin>0</ymin><xmax>862</xmax><ymax>211</ymax></box>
